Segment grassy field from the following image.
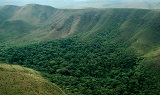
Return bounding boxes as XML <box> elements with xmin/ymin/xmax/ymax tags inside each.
<box><xmin>0</xmin><ymin>63</ymin><xmax>66</xmax><ymax>95</ymax></box>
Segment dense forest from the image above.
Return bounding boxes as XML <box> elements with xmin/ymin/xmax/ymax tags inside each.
<box><xmin>0</xmin><ymin>35</ymin><xmax>159</xmax><ymax>95</ymax></box>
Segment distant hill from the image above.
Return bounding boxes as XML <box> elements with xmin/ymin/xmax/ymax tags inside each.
<box><xmin>0</xmin><ymin>63</ymin><xmax>66</xmax><ymax>95</ymax></box>
<box><xmin>67</xmin><ymin>2</ymin><xmax>160</xmax><ymax>9</ymax></box>
<box><xmin>104</xmin><ymin>2</ymin><xmax>160</xmax><ymax>9</ymax></box>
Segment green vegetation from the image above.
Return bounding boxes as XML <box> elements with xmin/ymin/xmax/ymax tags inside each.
<box><xmin>0</xmin><ymin>63</ymin><xmax>66</xmax><ymax>95</ymax></box>
<box><xmin>0</xmin><ymin>35</ymin><xmax>159</xmax><ymax>95</ymax></box>
<box><xmin>0</xmin><ymin>5</ymin><xmax>20</xmax><ymax>23</ymax></box>
<box><xmin>0</xmin><ymin>4</ymin><xmax>160</xmax><ymax>50</ymax></box>
<box><xmin>0</xmin><ymin>6</ymin><xmax>160</xmax><ymax>54</ymax></box>
<box><xmin>0</xmin><ymin>4</ymin><xmax>160</xmax><ymax>95</ymax></box>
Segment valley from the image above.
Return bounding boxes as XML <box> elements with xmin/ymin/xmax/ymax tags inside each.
<box><xmin>0</xmin><ymin>4</ymin><xmax>160</xmax><ymax>95</ymax></box>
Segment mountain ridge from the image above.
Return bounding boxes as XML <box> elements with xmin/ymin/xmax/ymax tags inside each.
<box><xmin>0</xmin><ymin>4</ymin><xmax>160</xmax><ymax>55</ymax></box>
<box><xmin>67</xmin><ymin>2</ymin><xmax>160</xmax><ymax>9</ymax></box>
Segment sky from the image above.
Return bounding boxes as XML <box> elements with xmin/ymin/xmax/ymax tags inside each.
<box><xmin>1</xmin><ymin>0</ymin><xmax>160</xmax><ymax>8</ymax></box>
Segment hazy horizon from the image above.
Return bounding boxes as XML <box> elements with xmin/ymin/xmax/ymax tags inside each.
<box><xmin>1</xmin><ymin>0</ymin><xmax>160</xmax><ymax>8</ymax></box>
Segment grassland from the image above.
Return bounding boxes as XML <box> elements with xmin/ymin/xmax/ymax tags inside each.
<box><xmin>0</xmin><ymin>63</ymin><xmax>66</xmax><ymax>95</ymax></box>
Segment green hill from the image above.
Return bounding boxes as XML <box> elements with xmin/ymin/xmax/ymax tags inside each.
<box><xmin>0</xmin><ymin>4</ymin><xmax>160</xmax><ymax>95</ymax></box>
<box><xmin>11</xmin><ymin>4</ymin><xmax>57</xmax><ymax>25</ymax></box>
<box><xmin>0</xmin><ymin>63</ymin><xmax>66</xmax><ymax>95</ymax></box>
<box><xmin>0</xmin><ymin>5</ymin><xmax>160</xmax><ymax>55</ymax></box>
<box><xmin>0</xmin><ymin>5</ymin><xmax>20</xmax><ymax>23</ymax></box>
<box><xmin>0</xmin><ymin>20</ymin><xmax>36</xmax><ymax>44</ymax></box>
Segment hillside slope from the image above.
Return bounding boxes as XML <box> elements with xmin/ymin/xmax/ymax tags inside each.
<box><xmin>0</xmin><ymin>63</ymin><xmax>66</xmax><ymax>95</ymax></box>
<box><xmin>0</xmin><ymin>5</ymin><xmax>160</xmax><ymax>55</ymax></box>
<box><xmin>0</xmin><ymin>5</ymin><xmax>20</xmax><ymax>23</ymax></box>
<box><xmin>0</xmin><ymin>4</ymin><xmax>160</xmax><ymax>54</ymax></box>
